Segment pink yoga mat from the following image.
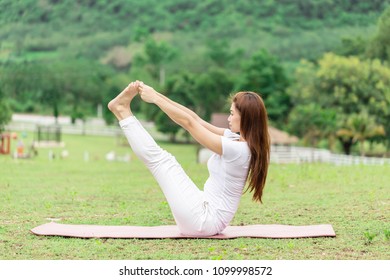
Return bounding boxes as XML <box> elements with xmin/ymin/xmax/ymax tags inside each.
<box><xmin>31</xmin><ymin>222</ymin><xmax>336</xmax><ymax>239</ymax></box>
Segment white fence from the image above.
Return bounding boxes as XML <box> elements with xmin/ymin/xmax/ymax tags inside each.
<box><xmin>5</xmin><ymin>114</ymin><xmax>165</xmax><ymax>138</ymax></box>
<box><xmin>8</xmin><ymin>121</ymin><xmax>122</xmax><ymax>137</ymax></box>
<box><xmin>198</xmin><ymin>145</ymin><xmax>390</xmax><ymax>166</ymax></box>
<box><xmin>270</xmin><ymin>145</ymin><xmax>390</xmax><ymax>166</ymax></box>
<box><xmin>6</xmin><ymin>114</ymin><xmax>121</xmax><ymax>136</ymax></box>
<box><xmin>6</xmin><ymin>114</ymin><xmax>390</xmax><ymax>166</ymax></box>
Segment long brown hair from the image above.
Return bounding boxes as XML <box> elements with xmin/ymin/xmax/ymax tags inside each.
<box><xmin>232</xmin><ymin>91</ymin><xmax>270</xmax><ymax>203</ymax></box>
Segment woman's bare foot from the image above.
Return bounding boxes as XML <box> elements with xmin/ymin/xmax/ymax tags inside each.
<box><xmin>108</xmin><ymin>82</ymin><xmax>139</xmax><ymax>121</ymax></box>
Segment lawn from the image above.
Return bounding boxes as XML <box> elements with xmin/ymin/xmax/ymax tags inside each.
<box><xmin>0</xmin><ymin>132</ymin><xmax>389</xmax><ymax>260</ymax></box>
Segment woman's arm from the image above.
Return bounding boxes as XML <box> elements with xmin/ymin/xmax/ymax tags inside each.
<box><xmin>155</xmin><ymin>91</ymin><xmax>225</xmax><ymax>136</ymax></box>
<box><xmin>139</xmin><ymin>83</ymin><xmax>223</xmax><ymax>155</ymax></box>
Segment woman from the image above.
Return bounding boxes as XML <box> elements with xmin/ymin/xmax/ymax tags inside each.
<box><xmin>108</xmin><ymin>81</ymin><xmax>270</xmax><ymax>236</ymax></box>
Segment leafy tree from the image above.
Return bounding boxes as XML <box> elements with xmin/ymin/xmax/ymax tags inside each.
<box><xmin>0</xmin><ymin>62</ymin><xmax>41</xmax><ymax>112</ymax></box>
<box><xmin>367</xmin><ymin>6</ymin><xmax>390</xmax><ymax>62</ymax></box>
<box><xmin>288</xmin><ymin>53</ymin><xmax>390</xmax><ymax>154</ymax></box>
<box><xmin>153</xmin><ymin>68</ymin><xmax>234</xmax><ymax>141</ymax></box>
<box><xmin>205</xmin><ymin>40</ymin><xmax>232</xmax><ymax>68</ymax></box>
<box><xmin>50</xmin><ymin>59</ymin><xmax>113</xmax><ymax>124</ymax></box>
<box><xmin>238</xmin><ymin>49</ymin><xmax>290</xmax><ymax>128</ymax></box>
<box><xmin>0</xmin><ymin>61</ymin><xmax>66</xmax><ymax>121</ymax></box>
<box><xmin>38</xmin><ymin>67</ymin><xmax>62</xmax><ymax>121</ymax></box>
<box><xmin>316</xmin><ymin>53</ymin><xmax>390</xmax><ymax>151</ymax></box>
<box><xmin>0</xmin><ymin>60</ymin><xmax>112</xmax><ymax>123</ymax></box>
<box><xmin>32</xmin><ymin>60</ymin><xmax>110</xmax><ymax>123</ymax></box>
<box><xmin>131</xmin><ymin>38</ymin><xmax>179</xmax><ymax>126</ymax></box>
<box><xmin>287</xmin><ymin>103</ymin><xmax>338</xmax><ymax>149</ymax></box>
<box><xmin>336</xmin><ymin>36</ymin><xmax>368</xmax><ymax>57</ymax></box>
<box><xmin>194</xmin><ymin>67</ymin><xmax>234</xmax><ymax>120</ymax></box>
<box><xmin>134</xmin><ymin>38</ymin><xmax>177</xmax><ymax>86</ymax></box>
<box><xmin>337</xmin><ymin>110</ymin><xmax>385</xmax><ymax>156</ymax></box>
<box><xmin>205</xmin><ymin>39</ymin><xmax>244</xmax><ymax>69</ymax></box>
<box><xmin>155</xmin><ymin>72</ymin><xmax>197</xmax><ymax>141</ymax></box>
<box><xmin>154</xmin><ymin>111</ymin><xmax>180</xmax><ymax>142</ymax></box>
<box><xmin>0</xmin><ymin>88</ymin><xmax>12</xmax><ymax>133</ymax></box>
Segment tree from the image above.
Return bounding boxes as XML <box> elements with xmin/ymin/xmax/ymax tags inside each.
<box><xmin>0</xmin><ymin>61</ymin><xmax>66</xmax><ymax>122</ymax></box>
<box><xmin>154</xmin><ymin>68</ymin><xmax>234</xmax><ymax>142</ymax></box>
<box><xmin>288</xmin><ymin>53</ymin><xmax>390</xmax><ymax>154</ymax></box>
<box><xmin>155</xmin><ymin>72</ymin><xmax>197</xmax><ymax>142</ymax></box>
<box><xmin>336</xmin><ymin>36</ymin><xmax>368</xmax><ymax>57</ymax></box>
<box><xmin>337</xmin><ymin>110</ymin><xmax>385</xmax><ymax>156</ymax></box>
<box><xmin>0</xmin><ymin>88</ymin><xmax>12</xmax><ymax>133</ymax></box>
<box><xmin>238</xmin><ymin>49</ymin><xmax>290</xmax><ymax>128</ymax></box>
<box><xmin>316</xmin><ymin>54</ymin><xmax>390</xmax><ymax>151</ymax></box>
<box><xmin>133</xmin><ymin>38</ymin><xmax>177</xmax><ymax>86</ymax></box>
<box><xmin>0</xmin><ymin>61</ymin><xmax>42</xmax><ymax>113</ymax></box>
<box><xmin>194</xmin><ymin>67</ymin><xmax>234</xmax><ymax>120</ymax></box>
<box><xmin>367</xmin><ymin>6</ymin><xmax>390</xmax><ymax>62</ymax></box>
<box><xmin>154</xmin><ymin>111</ymin><xmax>181</xmax><ymax>142</ymax></box>
<box><xmin>0</xmin><ymin>59</ymin><xmax>113</xmax><ymax>123</ymax></box>
<box><xmin>287</xmin><ymin>103</ymin><xmax>337</xmax><ymax>149</ymax></box>
<box><xmin>49</xmin><ymin>59</ymin><xmax>113</xmax><ymax>124</ymax></box>
<box><xmin>205</xmin><ymin>39</ymin><xmax>244</xmax><ymax>69</ymax></box>
<box><xmin>131</xmin><ymin>39</ymin><xmax>178</xmax><ymax>123</ymax></box>
<box><xmin>33</xmin><ymin>60</ymin><xmax>109</xmax><ymax>124</ymax></box>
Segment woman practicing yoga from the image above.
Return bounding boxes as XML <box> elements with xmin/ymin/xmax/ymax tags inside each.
<box><xmin>108</xmin><ymin>81</ymin><xmax>270</xmax><ymax>236</ymax></box>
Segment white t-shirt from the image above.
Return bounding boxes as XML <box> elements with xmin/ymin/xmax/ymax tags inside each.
<box><xmin>203</xmin><ymin>129</ymin><xmax>251</xmax><ymax>232</ymax></box>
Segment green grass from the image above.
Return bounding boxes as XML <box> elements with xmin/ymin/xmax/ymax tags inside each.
<box><xmin>0</xmin><ymin>133</ymin><xmax>389</xmax><ymax>260</ymax></box>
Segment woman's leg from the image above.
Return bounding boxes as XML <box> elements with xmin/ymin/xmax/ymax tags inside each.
<box><xmin>118</xmin><ymin>117</ymin><xmax>205</xmax><ymax>229</ymax></box>
<box><xmin>108</xmin><ymin>84</ymin><xmax>215</xmax><ymax>235</ymax></box>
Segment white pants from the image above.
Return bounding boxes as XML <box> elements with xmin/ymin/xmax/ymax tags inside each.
<box><xmin>119</xmin><ymin>116</ymin><xmax>218</xmax><ymax>236</ymax></box>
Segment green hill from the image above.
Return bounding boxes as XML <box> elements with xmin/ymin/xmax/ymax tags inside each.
<box><xmin>1</xmin><ymin>0</ymin><xmax>389</xmax><ymax>66</ymax></box>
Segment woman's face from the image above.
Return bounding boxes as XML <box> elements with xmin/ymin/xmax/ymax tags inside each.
<box><xmin>228</xmin><ymin>102</ymin><xmax>241</xmax><ymax>133</ymax></box>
